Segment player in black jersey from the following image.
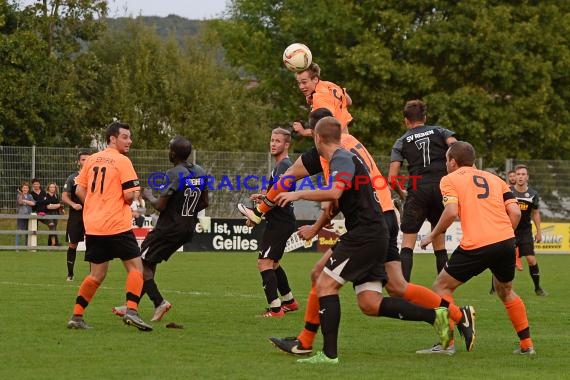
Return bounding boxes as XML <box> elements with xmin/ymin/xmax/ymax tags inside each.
<box><xmin>112</xmin><ymin>136</ymin><xmax>209</xmax><ymax>321</ymax></box>
<box><xmin>388</xmin><ymin>100</ymin><xmax>457</xmax><ymax>282</ymax></box>
<box><xmin>511</xmin><ymin>164</ymin><xmax>547</xmax><ymax>296</ymax></box>
<box><xmin>248</xmin><ymin>128</ymin><xmax>299</xmax><ymax>317</ymax></box>
<box><xmin>61</xmin><ymin>151</ymin><xmax>90</xmax><ymax>281</ymax></box>
<box><xmin>273</xmin><ymin>117</ymin><xmax>450</xmax><ymax>364</ymax></box>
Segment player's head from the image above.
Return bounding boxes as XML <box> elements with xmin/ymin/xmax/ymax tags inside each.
<box><xmin>314</xmin><ymin>116</ymin><xmax>341</xmax><ymax>155</ymax></box>
<box><xmin>270</xmin><ymin>127</ymin><xmax>291</xmax><ymax>158</ymax></box>
<box><xmin>403</xmin><ymin>99</ymin><xmax>427</xmax><ymax>126</ymax></box>
<box><xmin>514</xmin><ymin>164</ymin><xmax>529</xmax><ymax>185</ymax></box>
<box><xmin>308</xmin><ymin>108</ymin><xmax>333</xmax><ymax>129</ymax></box>
<box><xmin>20</xmin><ymin>181</ymin><xmax>30</xmax><ymax>193</ymax></box>
<box><xmin>446</xmin><ymin>141</ymin><xmax>475</xmax><ymax>172</ymax></box>
<box><xmin>31</xmin><ymin>178</ymin><xmax>41</xmax><ymax>191</ymax></box>
<box><xmin>507</xmin><ymin>169</ymin><xmax>516</xmax><ymax>185</ymax></box>
<box><xmin>169</xmin><ymin>136</ymin><xmax>192</xmax><ymax>163</ymax></box>
<box><xmin>295</xmin><ymin>62</ymin><xmax>321</xmax><ymax>98</ymax></box>
<box><xmin>77</xmin><ymin>151</ymin><xmax>90</xmax><ymax>168</ymax></box>
<box><xmin>106</xmin><ymin>121</ymin><xmax>132</xmax><ymax>154</ymax></box>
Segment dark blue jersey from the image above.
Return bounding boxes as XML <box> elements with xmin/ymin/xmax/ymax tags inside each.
<box><xmin>329</xmin><ymin>149</ymin><xmax>386</xmax><ymax>237</ymax></box>
<box><xmin>391</xmin><ymin>125</ymin><xmax>455</xmax><ymax>187</ymax></box>
<box><xmin>266</xmin><ymin>157</ymin><xmax>295</xmax><ymax>224</ymax></box>
<box><xmin>154</xmin><ymin>163</ymin><xmax>209</xmax><ymax>235</ymax></box>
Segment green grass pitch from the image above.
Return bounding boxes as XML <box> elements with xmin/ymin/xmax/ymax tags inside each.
<box><xmin>0</xmin><ymin>251</ymin><xmax>566</xmax><ymax>379</ymax></box>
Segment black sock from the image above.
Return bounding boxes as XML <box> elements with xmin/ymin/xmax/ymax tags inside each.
<box><xmin>260</xmin><ymin>269</ymin><xmax>279</xmax><ymax>308</ymax></box>
<box><xmin>378</xmin><ymin>297</ymin><xmax>435</xmax><ymax>324</ymax></box>
<box><xmin>319</xmin><ymin>294</ymin><xmax>340</xmax><ymax>359</ymax></box>
<box><xmin>434</xmin><ymin>249</ymin><xmax>448</xmax><ymax>275</ymax></box>
<box><xmin>274</xmin><ymin>266</ymin><xmax>292</xmax><ymax>296</ymax></box>
<box><xmin>143</xmin><ymin>279</ymin><xmax>164</xmax><ymax>307</ymax></box>
<box><xmin>529</xmin><ymin>263</ymin><xmax>541</xmax><ymax>290</ymax></box>
<box><xmin>400</xmin><ymin>247</ymin><xmax>413</xmax><ymax>282</ymax></box>
<box><xmin>66</xmin><ymin>247</ymin><xmax>77</xmax><ymax>276</ymax></box>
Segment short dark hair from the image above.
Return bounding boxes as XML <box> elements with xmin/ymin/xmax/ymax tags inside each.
<box><xmin>77</xmin><ymin>151</ymin><xmax>90</xmax><ymax>160</ymax></box>
<box><xmin>403</xmin><ymin>99</ymin><xmax>427</xmax><ymax>122</ymax></box>
<box><xmin>447</xmin><ymin>141</ymin><xmax>475</xmax><ymax>167</ymax></box>
<box><xmin>170</xmin><ymin>136</ymin><xmax>192</xmax><ymax>160</ymax></box>
<box><xmin>507</xmin><ymin>169</ymin><xmax>516</xmax><ymax>175</ymax></box>
<box><xmin>308</xmin><ymin>108</ymin><xmax>333</xmax><ymax>129</ymax></box>
<box><xmin>514</xmin><ymin>164</ymin><xmax>528</xmax><ymax>173</ymax></box>
<box><xmin>315</xmin><ymin>116</ymin><xmax>341</xmax><ymax>144</ymax></box>
<box><xmin>106</xmin><ymin>122</ymin><xmax>130</xmax><ymax>144</ymax></box>
<box><xmin>31</xmin><ymin>178</ymin><xmax>40</xmax><ymax>185</ymax></box>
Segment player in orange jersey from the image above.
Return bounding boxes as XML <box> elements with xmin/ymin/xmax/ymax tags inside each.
<box><xmin>419</xmin><ymin>141</ymin><xmax>535</xmax><ymax>355</ymax></box>
<box><xmin>291</xmin><ymin>63</ymin><xmax>352</xmax><ymax>137</ymax></box>
<box><xmin>66</xmin><ymin>122</ymin><xmax>151</xmax><ymax>331</ymax></box>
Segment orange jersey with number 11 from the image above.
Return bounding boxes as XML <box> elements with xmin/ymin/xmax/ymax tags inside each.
<box><xmin>75</xmin><ymin>147</ymin><xmax>140</xmax><ymax>235</ymax></box>
<box><xmin>440</xmin><ymin>166</ymin><xmax>516</xmax><ymax>250</ymax></box>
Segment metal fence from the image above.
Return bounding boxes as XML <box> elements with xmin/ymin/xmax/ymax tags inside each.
<box><xmin>1</xmin><ymin>146</ymin><xmax>568</xmax><ymax>220</ymax></box>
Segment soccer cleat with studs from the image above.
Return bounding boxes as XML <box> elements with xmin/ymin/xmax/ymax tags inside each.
<box><xmin>457</xmin><ymin>305</ymin><xmax>476</xmax><ymax>352</ymax></box>
<box><xmin>269</xmin><ymin>336</ymin><xmax>312</xmax><ymax>355</ymax></box>
<box><xmin>123</xmin><ymin>309</ymin><xmax>153</xmax><ymax>331</ymax></box>
<box><xmin>237</xmin><ymin>203</ymin><xmax>262</xmax><ymax>225</ymax></box>
<box><xmin>297</xmin><ymin>351</ymin><xmax>338</xmax><ymax>364</ymax></box>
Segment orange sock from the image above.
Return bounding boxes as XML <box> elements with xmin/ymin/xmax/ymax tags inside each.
<box><xmin>73</xmin><ymin>275</ymin><xmax>101</xmax><ymax>316</ymax></box>
<box><xmin>504</xmin><ymin>297</ymin><xmax>533</xmax><ymax>349</ymax></box>
<box><xmin>125</xmin><ymin>270</ymin><xmax>143</xmax><ymax>310</ymax></box>
<box><xmin>297</xmin><ymin>286</ymin><xmax>320</xmax><ymax>349</ymax></box>
<box><xmin>258</xmin><ymin>177</ymin><xmax>296</xmax><ymax>214</ymax></box>
<box><xmin>403</xmin><ymin>284</ymin><xmax>462</xmax><ymax>323</ymax></box>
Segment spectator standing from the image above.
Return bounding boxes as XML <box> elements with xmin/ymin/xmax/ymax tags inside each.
<box><xmin>44</xmin><ymin>182</ymin><xmax>63</xmax><ymax>246</ymax></box>
<box><xmin>16</xmin><ymin>182</ymin><xmax>35</xmax><ymax>247</ymax></box>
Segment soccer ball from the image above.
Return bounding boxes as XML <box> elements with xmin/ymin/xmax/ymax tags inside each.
<box><xmin>282</xmin><ymin>43</ymin><xmax>312</xmax><ymax>72</ymax></box>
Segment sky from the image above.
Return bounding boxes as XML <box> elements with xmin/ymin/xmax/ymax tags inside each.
<box><xmin>108</xmin><ymin>0</ymin><xmax>229</xmax><ymax>20</ymax></box>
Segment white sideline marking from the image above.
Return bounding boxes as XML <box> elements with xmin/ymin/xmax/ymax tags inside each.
<box><xmin>0</xmin><ymin>281</ymin><xmax>263</xmax><ymax>299</ymax></box>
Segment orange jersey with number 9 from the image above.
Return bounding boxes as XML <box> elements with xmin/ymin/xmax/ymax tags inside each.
<box><xmin>75</xmin><ymin>147</ymin><xmax>140</xmax><ymax>235</ymax></box>
<box><xmin>440</xmin><ymin>166</ymin><xmax>517</xmax><ymax>250</ymax></box>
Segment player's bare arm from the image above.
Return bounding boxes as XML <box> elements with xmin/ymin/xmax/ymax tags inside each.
<box><xmin>297</xmin><ymin>205</ymin><xmax>337</xmax><ymax>240</ymax></box>
<box><xmin>388</xmin><ymin>161</ymin><xmax>406</xmax><ymax>200</ymax></box>
<box><xmin>274</xmin><ymin>182</ymin><xmax>344</xmax><ymax>207</ymax></box>
<box><xmin>75</xmin><ymin>185</ymin><xmax>86</xmax><ymax>203</ymax></box>
<box><xmin>143</xmin><ymin>187</ymin><xmax>169</xmax><ymax>212</ymax></box>
<box><xmin>532</xmin><ymin>209</ymin><xmax>542</xmax><ymax>242</ymax></box>
<box><xmin>506</xmin><ymin>202</ymin><xmax>521</xmax><ymax>230</ymax></box>
<box><xmin>420</xmin><ymin>202</ymin><xmax>458</xmax><ymax>249</ymax></box>
<box><xmin>62</xmin><ymin>191</ymin><xmax>82</xmax><ymax>211</ymax></box>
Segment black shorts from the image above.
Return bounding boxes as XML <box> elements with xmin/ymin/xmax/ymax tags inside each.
<box><xmin>84</xmin><ymin>231</ymin><xmax>140</xmax><ymax>264</ymax></box>
<box><xmin>301</xmin><ymin>147</ymin><xmax>323</xmax><ymax>176</ymax></box>
<box><xmin>515</xmin><ymin>231</ymin><xmax>535</xmax><ymax>256</ymax></box>
<box><xmin>140</xmin><ymin>228</ymin><xmax>192</xmax><ymax>264</ymax></box>
<box><xmin>383</xmin><ymin>210</ymin><xmax>400</xmax><ymax>263</ymax></box>
<box><xmin>401</xmin><ymin>183</ymin><xmax>444</xmax><ymax>233</ymax></box>
<box><xmin>66</xmin><ymin>213</ymin><xmax>85</xmax><ymax>244</ymax></box>
<box><xmin>444</xmin><ymin>238</ymin><xmax>516</xmax><ymax>284</ymax></box>
<box><xmin>326</xmin><ymin>230</ymin><xmax>389</xmax><ymax>285</ymax></box>
<box><xmin>258</xmin><ymin>220</ymin><xmax>296</xmax><ymax>262</ymax></box>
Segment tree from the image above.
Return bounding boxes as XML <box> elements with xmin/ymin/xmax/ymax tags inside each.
<box><xmin>89</xmin><ymin>17</ymin><xmax>270</xmax><ymax>150</ymax></box>
<box><xmin>0</xmin><ymin>0</ymin><xmax>107</xmax><ymax>146</ymax></box>
<box><xmin>214</xmin><ymin>0</ymin><xmax>570</xmax><ymax>165</ymax></box>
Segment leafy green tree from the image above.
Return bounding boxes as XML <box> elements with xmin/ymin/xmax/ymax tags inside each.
<box><xmin>89</xmin><ymin>17</ymin><xmax>270</xmax><ymax>151</ymax></box>
<box><xmin>214</xmin><ymin>0</ymin><xmax>570</xmax><ymax>165</ymax></box>
<box><xmin>0</xmin><ymin>0</ymin><xmax>107</xmax><ymax>146</ymax></box>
